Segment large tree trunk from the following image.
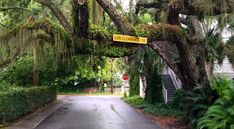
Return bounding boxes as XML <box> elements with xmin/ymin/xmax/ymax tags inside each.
<box><xmin>175</xmin><ymin>41</ymin><xmax>200</xmax><ymax>90</ymax></box>
<box><xmin>95</xmin><ymin>0</ymin><xmax>206</xmax><ymax>91</ymax></box>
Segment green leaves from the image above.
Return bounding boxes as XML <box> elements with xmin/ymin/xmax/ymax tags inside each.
<box><xmin>0</xmin><ymin>85</ymin><xmax>56</xmax><ymax>123</ymax></box>
<box><xmin>124</xmin><ymin>96</ymin><xmax>184</xmax><ymax>118</ymax></box>
<box><xmin>198</xmin><ymin>79</ymin><xmax>234</xmax><ymax>129</ymax></box>
<box><xmin>211</xmin><ymin>78</ymin><xmax>232</xmax><ymax>98</ymax></box>
<box><xmin>129</xmin><ymin>72</ymin><xmax>139</xmax><ymax>97</ymax></box>
<box><xmin>203</xmin><ymin>28</ymin><xmax>224</xmax><ymax>63</ymax></box>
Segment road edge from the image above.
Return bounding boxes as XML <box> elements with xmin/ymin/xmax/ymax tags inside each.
<box><xmin>7</xmin><ymin>96</ymin><xmax>68</xmax><ymax>129</ymax></box>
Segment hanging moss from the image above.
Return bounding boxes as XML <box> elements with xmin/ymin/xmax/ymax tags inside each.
<box><xmin>0</xmin><ymin>19</ymin><xmax>132</xmax><ymax>61</ymax></box>
<box><xmin>0</xmin><ymin>19</ymin><xmax>74</xmax><ymax>70</ymax></box>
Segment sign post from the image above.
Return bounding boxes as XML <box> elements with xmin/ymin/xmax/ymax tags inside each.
<box><xmin>122</xmin><ymin>73</ymin><xmax>129</xmax><ymax>81</ymax></box>
<box><xmin>122</xmin><ymin>73</ymin><xmax>129</xmax><ymax>97</ymax></box>
<box><xmin>113</xmin><ymin>34</ymin><xmax>147</xmax><ymax>44</ymax></box>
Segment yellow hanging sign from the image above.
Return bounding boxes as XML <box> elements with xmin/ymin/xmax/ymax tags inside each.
<box><xmin>113</xmin><ymin>34</ymin><xmax>147</xmax><ymax>44</ymax></box>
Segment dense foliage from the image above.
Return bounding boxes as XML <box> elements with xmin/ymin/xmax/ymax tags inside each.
<box><xmin>55</xmin><ymin>56</ymin><xmax>125</xmax><ymax>92</ymax></box>
<box><xmin>0</xmin><ymin>55</ymin><xmax>72</xmax><ymax>86</ymax></box>
<box><xmin>145</xmin><ymin>70</ymin><xmax>163</xmax><ymax>104</ymax></box>
<box><xmin>128</xmin><ymin>46</ymin><xmax>164</xmax><ymax>102</ymax></box>
<box><xmin>0</xmin><ymin>83</ymin><xmax>56</xmax><ymax>123</ymax></box>
<box><xmin>198</xmin><ymin>79</ymin><xmax>234</xmax><ymax>129</ymax></box>
<box><xmin>129</xmin><ymin>72</ymin><xmax>139</xmax><ymax>96</ymax></box>
<box><xmin>170</xmin><ymin>78</ymin><xmax>234</xmax><ymax>128</ymax></box>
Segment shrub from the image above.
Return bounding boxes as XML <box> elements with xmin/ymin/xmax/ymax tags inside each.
<box><xmin>145</xmin><ymin>71</ymin><xmax>163</xmax><ymax>104</ymax></box>
<box><xmin>169</xmin><ymin>89</ymin><xmax>187</xmax><ymax>110</ymax></box>
<box><xmin>0</xmin><ymin>86</ymin><xmax>57</xmax><ymax>123</ymax></box>
<box><xmin>0</xmin><ymin>56</ymin><xmax>59</xmax><ymax>86</ymax></box>
<box><xmin>183</xmin><ymin>83</ymin><xmax>217</xmax><ymax>127</ymax></box>
<box><xmin>0</xmin><ymin>56</ymin><xmax>34</xmax><ymax>86</ymax></box>
<box><xmin>197</xmin><ymin>79</ymin><xmax>234</xmax><ymax>129</ymax></box>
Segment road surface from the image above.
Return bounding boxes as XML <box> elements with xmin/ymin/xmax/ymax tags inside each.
<box><xmin>35</xmin><ymin>96</ymin><xmax>163</xmax><ymax>129</ymax></box>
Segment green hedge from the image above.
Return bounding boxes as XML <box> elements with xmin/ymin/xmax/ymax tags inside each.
<box><xmin>0</xmin><ymin>86</ymin><xmax>57</xmax><ymax>123</ymax></box>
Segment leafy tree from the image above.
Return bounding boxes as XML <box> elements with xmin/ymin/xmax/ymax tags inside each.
<box><xmin>128</xmin><ymin>45</ymin><xmax>164</xmax><ymax>102</ymax></box>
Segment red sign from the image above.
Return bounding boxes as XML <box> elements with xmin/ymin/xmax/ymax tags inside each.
<box><xmin>122</xmin><ymin>73</ymin><xmax>129</xmax><ymax>80</ymax></box>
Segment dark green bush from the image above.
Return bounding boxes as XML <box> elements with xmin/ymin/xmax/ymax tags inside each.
<box><xmin>0</xmin><ymin>56</ymin><xmax>58</xmax><ymax>86</ymax></box>
<box><xmin>0</xmin><ymin>56</ymin><xmax>67</xmax><ymax>86</ymax></box>
<box><xmin>145</xmin><ymin>71</ymin><xmax>163</xmax><ymax>104</ymax></box>
<box><xmin>183</xmin><ymin>84</ymin><xmax>216</xmax><ymax>127</ymax></box>
<box><xmin>0</xmin><ymin>86</ymin><xmax>57</xmax><ymax>123</ymax></box>
<box><xmin>169</xmin><ymin>89</ymin><xmax>187</xmax><ymax>110</ymax></box>
<box><xmin>129</xmin><ymin>72</ymin><xmax>139</xmax><ymax>97</ymax></box>
<box><xmin>197</xmin><ymin>79</ymin><xmax>234</xmax><ymax>129</ymax></box>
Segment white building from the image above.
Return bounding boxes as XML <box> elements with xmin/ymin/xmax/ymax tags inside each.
<box><xmin>214</xmin><ymin>57</ymin><xmax>234</xmax><ymax>80</ymax></box>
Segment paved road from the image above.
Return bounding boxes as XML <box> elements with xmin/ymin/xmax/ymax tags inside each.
<box><xmin>35</xmin><ymin>96</ymin><xmax>163</xmax><ymax>129</ymax></box>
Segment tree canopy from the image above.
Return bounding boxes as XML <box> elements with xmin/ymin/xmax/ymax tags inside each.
<box><xmin>0</xmin><ymin>0</ymin><xmax>234</xmax><ymax>90</ymax></box>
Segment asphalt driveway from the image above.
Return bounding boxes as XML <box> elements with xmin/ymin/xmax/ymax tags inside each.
<box><xmin>35</xmin><ymin>96</ymin><xmax>163</xmax><ymax>129</ymax></box>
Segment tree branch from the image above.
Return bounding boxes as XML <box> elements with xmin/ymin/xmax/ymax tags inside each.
<box><xmin>0</xmin><ymin>49</ymin><xmax>20</xmax><ymax>68</ymax></box>
<box><xmin>34</xmin><ymin>0</ymin><xmax>74</xmax><ymax>34</ymax></box>
<box><xmin>135</xmin><ymin>1</ymin><xmax>168</xmax><ymax>14</ymax></box>
<box><xmin>95</xmin><ymin>0</ymin><xmax>134</xmax><ymax>35</ymax></box>
<box><xmin>148</xmin><ymin>41</ymin><xmax>183</xmax><ymax>79</ymax></box>
<box><xmin>136</xmin><ymin>0</ymin><xmax>234</xmax><ymax>16</ymax></box>
<box><xmin>0</xmin><ymin>6</ymin><xmax>29</xmax><ymax>11</ymax></box>
<box><xmin>0</xmin><ymin>22</ymin><xmax>9</xmax><ymax>28</ymax></box>
<box><xmin>189</xmin><ymin>16</ymin><xmax>205</xmax><ymax>42</ymax></box>
<box><xmin>178</xmin><ymin>0</ymin><xmax>234</xmax><ymax>16</ymax></box>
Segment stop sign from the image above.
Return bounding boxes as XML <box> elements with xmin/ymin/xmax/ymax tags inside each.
<box><xmin>122</xmin><ymin>73</ymin><xmax>129</xmax><ymax>80</ymax></box>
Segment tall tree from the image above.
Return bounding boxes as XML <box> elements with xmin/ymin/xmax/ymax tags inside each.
<box><xmin>1</xmin><ymin>0</ymin><xmax>234</xmax><ymax>90</ymax></box>
<box><xmin>95</xmin><ymin>0</ymin><xmax>234</xmax><ymax>90</ymax></box>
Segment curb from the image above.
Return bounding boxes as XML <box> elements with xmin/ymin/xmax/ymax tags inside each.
<box><xmin>7</xmin><ymin>97</ymin><xmax>68</xmax><ymax>129</ymax></box>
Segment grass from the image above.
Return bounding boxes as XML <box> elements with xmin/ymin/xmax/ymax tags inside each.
<box><xmin>124</xmin><ymin>96</ymin><xmax>185</xmax><ymax>118</ymax></box>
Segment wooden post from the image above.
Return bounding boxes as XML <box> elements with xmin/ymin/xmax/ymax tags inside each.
<box><xmin>110</xmin><ymin>58</ymin><xmax>114</xmax><ymax>94</ymax></box>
